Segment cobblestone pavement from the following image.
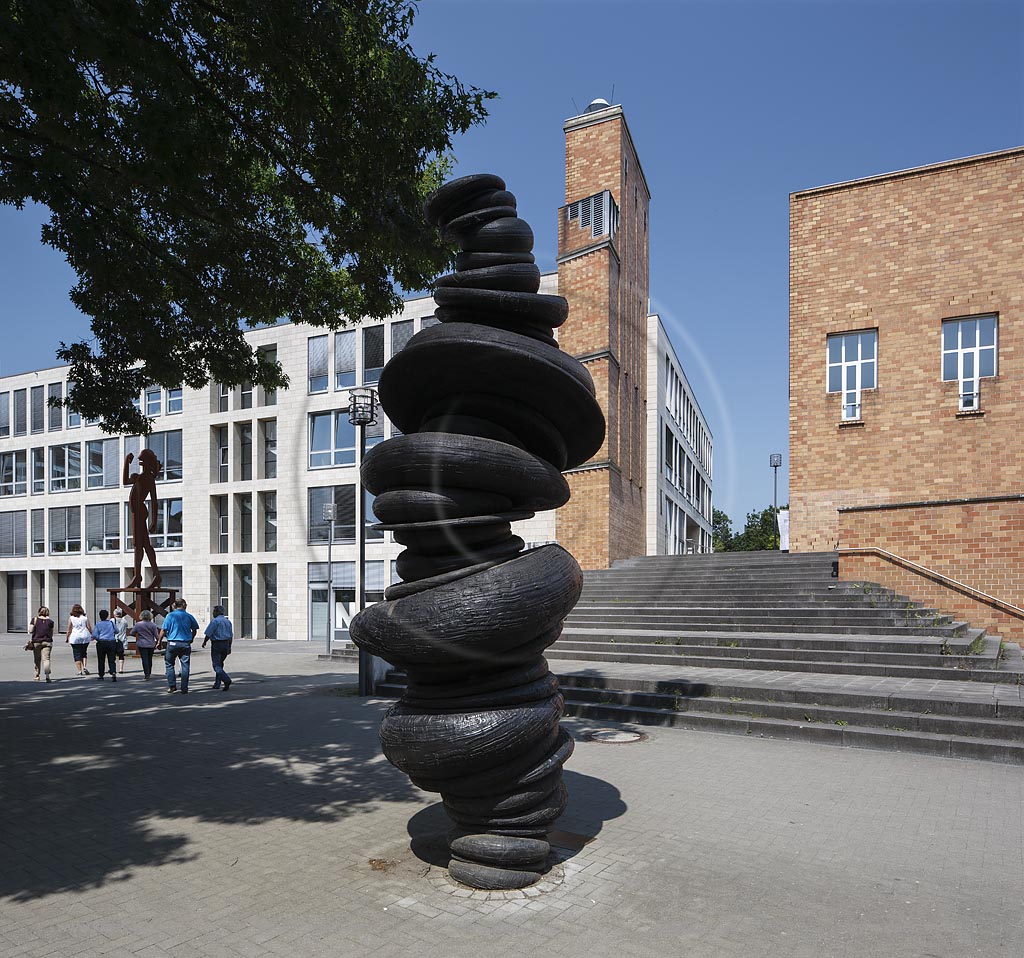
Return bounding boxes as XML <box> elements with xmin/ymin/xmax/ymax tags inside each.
<box><xmin>1</xmin><ymin>637</ymin><xmax>1021</xmax><ymax>958</ymax></box>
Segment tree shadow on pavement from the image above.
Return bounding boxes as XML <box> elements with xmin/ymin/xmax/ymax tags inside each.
<box><xmin>0</xmin><ymin>669</ymin><xmax>416</xmax><ymax>902</ymax></box>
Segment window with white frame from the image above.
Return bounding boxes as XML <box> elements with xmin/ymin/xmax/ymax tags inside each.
<box><xmin>335</xmin><ymin>330</ymin><xmax>356</xmax><ymax>390</ymax></box>
<box><xmin>363</xmin><ymin>326</ymin><xmax>385</xmax><ymax>384</ymax></box>
<box><xmin>49</xmin><ymin>443</ymin><xmax>82</xmax><ymax>492</ymax></box>
<box><xmin>308</xmin><ymin>335</ymin><xmax>328</xmax><ymax>393</ymax></box>
<box><xmin>827</xmin><ymin>330</ymin><xmax>877</xmax><ymax>421</ymax></box>
<box><xmin>30</xmin><ymin>447</ymin><xmax>44</xmax><ymax>494</ymax></box>
<box><xmin>31</xmin><ymin>509</ymin><xmax>44</xmax><ymax>556</ymax></box>
<box><xmin>86</xmin><ymin>438</ymin><xmax>120</xmax><ymax>489</ymax></box>
<box><xmin>214</xmin><ymin>495</ymin><xmax>229</xmax><ymax>553</ymax></box>
<box><xmin>47</xmin><ymin>383</ymin><xmax>63</xmax><ymax>431</ymax></box>
<box><xmin>145</xmin><ymin>430</ymin><xmax>183</xmax><ymax>481</ymax></box>
<box><xmin>49</xmin><ymin>506</ymin><xmax>81</xmax><ymax>554</ymax></box>
<box><xmin>239</xmin><ymin>380</ymin><xmax>253</xmax><ymax>409</ymax></box>
<box><xmin>0</xmin><ymin>392</ymin><xmax>8</xmax><ymax>437</ymax></box>
<box><xmin>166</xmin><ymin>387</ymin><xmax>183</xmax><ymax>414</ymax></box>
<box><xmin>0</xmin><ymin>510</ymin><xmax>27</xmax><ymax>558</ymax></box>
<box><xmin>85</xmin><ymin>503</ymin><xmax>120</xmax><ymax>553</ymax></box>
<box><xmin>942</xmin><ymin>315</ymin><xmax>997</xmax><ymax>411</ymax></box>
<box><xmin>30</xmin><ymin>385</ymin><xmax>44</xmax><ymax>434</ymax></box>
<box><xmin>216</xmin><ymin>426</ymin><xmax>229</xmax><ymax>482</ymax></box>
<box><xmin>145</xmin><ymin>386</ymin><xmax>162</xmax><ymax>417</ymax></box>
<box><xmin>309</xmin><ymin>411</ymin><xmax>355</xmax><ymax>468</ymax></box>
<box><xmin>1</xmin><ymin>451</ymin><xmax>26</xmax><ymax>497</ymax></box>
<box><xmin>125</xmin><ymin>498</ymin><xmax>182</xmax><ymax>550</ymax></box>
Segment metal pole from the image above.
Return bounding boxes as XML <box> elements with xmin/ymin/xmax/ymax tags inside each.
<box><xmin>773</xmin><ymin>466</ymin><xmax>779</xmax><ymax>551</ymax></box>
<box><xmin>356</xmin><ymin>422</ymin><xmax>373</xmax><ymax>696</ymax></box>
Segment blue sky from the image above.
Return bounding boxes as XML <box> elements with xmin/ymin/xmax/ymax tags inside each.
<box><xmin>1</xmin><ymin>0</ymin><xmax>1021</xmax><ymax>524</ymax></box>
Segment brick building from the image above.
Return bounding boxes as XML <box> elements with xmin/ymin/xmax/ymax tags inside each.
<box><xmin>789</xmin><ymin>146</ymin><xmax>1024</xmax><ymax>640</ymax></box>
<box><xmin>0</xmin><ymin>100</ymin><xmax>713</xmax><ymax>640</ymax></box>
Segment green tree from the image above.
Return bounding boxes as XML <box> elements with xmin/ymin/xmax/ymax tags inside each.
<box><xmin>730</xmin><ymin>505</ymin><xmax>787</xmax><ymax>552</ymax></box>
<box><xmin>0</xmin><ymin>0</ymin><xmax>493</xmax><ymax>432</ymax></box>
<box><xmin>712</xmin><ymin>507</ymin><xmax>734</xmax><ymax>553</ymax></box>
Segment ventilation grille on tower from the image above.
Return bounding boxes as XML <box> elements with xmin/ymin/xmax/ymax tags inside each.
<box><xmin>567</xmin><ymin>190</ymin><xmax>620</xmax><ymax>240</ymax></box>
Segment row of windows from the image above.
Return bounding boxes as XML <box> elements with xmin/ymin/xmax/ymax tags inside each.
<box><xmin>0</xmin><ymin>500</ymin><xmax>182</xmax><ymax>557</ymax></box>
<box><xmin>0</xmin><ymin>384</ymin><xmax>182</xmax><ymax>439</ymax></box>
<box><xmin>828</xmin><ymin>315</ymin><xmax>998</xmax><ymax>421</ymax></box>
<box><xmin>306</xmin><ymin>319</ymin><xmax>439</xmax><ymax>395</ymax></box>
<box><xmin>212</xmin><ymin>493</ymin><xmax>277</xmax><ymax>554</ymax></box>
<box><xmin>213</xmin><ymin>420</ymin><xmax>276</xmax><ymax>483</ymax></box>
<box><xmin>0</xmin><ymin>432</ymin><xmax>182</xmax><ymax>498</ymax></box>
<box><xmin>664</xmin><ymin>355</ymin><xmax>712</xmax><ymax>476</ymax></box>
<box><xmin>662</xmin><ymin>422</ymin><xmax>711</xmax><ymax>522</ymax></box>
<box><xmin>214</xmin><ymin>346</ymin><xmax>278</xmax><ymax>412</ymax></box>
<box><xmin>661</xmin><ymin>494</ymin><xmax>711</xmax><ymax>555</ymax></box>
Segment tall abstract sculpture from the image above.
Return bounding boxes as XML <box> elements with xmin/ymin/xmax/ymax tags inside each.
<box><xmin>350</xmin><ymin>173</ymin><xmax>605</xmax><ymax>890</ymax></box>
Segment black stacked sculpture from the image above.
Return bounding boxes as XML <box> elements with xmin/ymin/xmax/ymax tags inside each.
<box><xmin>350</xmin><ymin>173</ymin><xmax>606</xmax><ymax>890</ymax></box>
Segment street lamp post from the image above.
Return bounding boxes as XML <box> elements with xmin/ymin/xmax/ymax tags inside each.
<box><xmin>348</xmin><ymin>386</ymin><xmax>378</xmax><ymax>696</ymax></box>
<box><xmin>322</xmin><ymin>502</ymin><xmax>336</xmax><ymax>657</ymax></box>
<box><xmin>769</xmin><ymin>453</ymin><xmax>783</xmax><ymax>551</ymax></box>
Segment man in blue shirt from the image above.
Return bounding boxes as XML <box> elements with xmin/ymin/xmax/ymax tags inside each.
<box><xmin>202</xmin><ymin>605</ymin><xmax>234</xmax><ymax>691</ymax></box>
<box><xmin>160</xmin><ymin>598</ymin><xmax>199</xmax><ymax>694</ymax></box>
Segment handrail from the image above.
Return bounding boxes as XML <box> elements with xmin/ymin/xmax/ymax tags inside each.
<box><xmin>838</xmin><ymin>547</ymin><xmax>1024</xmax><ymax>620</ymax></box>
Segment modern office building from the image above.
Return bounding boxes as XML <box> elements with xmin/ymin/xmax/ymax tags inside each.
<box><xmin>789</xmin><ymin>145</ymin><xmax>1024</xmax><ymax>640</ymax></box>
<box><xmin>0</xmin><ymin>100</ymin><xmax>713</xmax><ymax>641</ymax></box>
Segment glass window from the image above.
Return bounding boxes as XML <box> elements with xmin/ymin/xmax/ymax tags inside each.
<box><xmin>309</xmin><ymin>411</ymin><xmax>355</xmax><ymax>468</ymax></box>
<box><xmin>240</xmin><ymin>380</ymin><xmax>253</xmax><ymax>409</ymax></box>
<box><xmin>363</xmin><ymin>326</ymin><xmax>385</xmax><ymax>384</ymax></box>
<box><xmin>31</xmin><ymin>509</ymin><xmax>44</xmax><ymax>556</ymax></box>
<box><xmin>146</xmin><ymin>430</ymin><xmax>183</xmax><ymax>482</ymax></box>
<box><xmin>0</xmin><ymin>511</ymin><xmax>27</xmax><ymax>558</ymax></box>
<box><xmin>308</xmin><ymin>485</ymin><xmax>356</xmax><ymax>543</ymax></box>
<box><xmin>13</xmin><ymin>389</ymin><xmax>26</xmax><ymax>436</ymax></box>
<box><xmin>215</xmin><ymin>496</ymin><xmax>229</xmax><ymax>554</ymax></box>
<box><xmin>260</xmin><ymin>346</ymin><xmax>278</xmax><ymax>406</ymax></box>
<box><xmin>0</xmin><ymin>392</ymin><xmax>8</xmax><ymax>437</ymax></box>
<box><xmin>262</xmin><ymin>492</ymin><xmax>277</xmax><ymax>552</ymax></box>
<box><xmin>166</xmin><ymin>387</ymin><xmax>183</xmax><ymax>414</ymax></box>
<box><xmin>49</xmin><ymin>443</ymin><xmax>82</xmax><ymax>492</ymax></box>
<box><xmin>942</xmin><ymin>315</ymin><xmax>997</xmax><ymax>411</ymax></box>
<box><xmin>30</xmin><ymin>385</ymin><xmax>45</xmax><ymax>434</ymax></box>
<box><xmin>239</xmin><ymin>494</ymin><xmax>253</xmax><ymax>552</ymax></box>
<box><xmin>263</xmin><ymin>420</ymin><xmax>277</xmax><ymax>479</ymax></box>
<box><xmin>49</xmin><ymin>505</ymin><xmax>81</xmax><ymax>554</ymax></box>
<box><xmin>145</xmin><ymin>386</ymin><xmax>162</xmax><ymax>417</ymax></box>
<box><xmin>826</xmin><ymin>330</ymin><xmax>877</xmax><ymax>421</ymax></box>
<box><xmin>216</xmin><ymin>426</ymin><xmax>229</xmax><ymax>482</ymax></box>
<box><xmin>392</xmin><ymin>320</ymin><xmax>415</xmax><ymax>356</ymax></box>
<box><xmin>30</xmin><ymin>447</ymin><xmax>45</xmax><ymax>494</ymax></box>
<box><xmin>86</xmin><ymin>438</ymin><xmax>120</xmax><ymax>489</ymax></box>
<box><xmin>47</xmin><ymin>383</ymin><xmax>63</xmax><ymax>431</ymax></box>
<box><xmin>218</xmin><ymin>383</ymin><xmax>230</xmax><ymax>412</ymax></box>
<box><xmin>335</xmin><ymin>331</ymin><xmax>356</xmax><ymax>389</ymax></box>
<box><xmin>0</xmin><ymin>451</ymin><xmax>27</xmax><ymax>497</ymax></box>
<box><xmin>239</xmin><ymin>424</ymin><xmax>253</xmax><ymax>480</ymax></box>
<box><xmin>85</xmin><ymin>503</ymin><xmax>120</xmax><ymax>553</ymax></box>
<box><xmin>308</xmin><ymin>335</ymin><xmax>328</xmax><ymax>393</ymax></box>
<box><xmin>262</xmin><ymin>564</ymin><xmax>277</xmax><ymax>639</ymax></box>
<box><xmin>124</xmin><ymin>498</ymin><xmax>182</xmax><ymax>550</ymax></box>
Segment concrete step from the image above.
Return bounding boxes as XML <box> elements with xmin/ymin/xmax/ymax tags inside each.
<box><xmin>569</xmin><ymin>606</ymin><xmax>948</xmax><ymax>623</ymax></box>
<box><xmin>561</xmin><ymin>618</ymin><xmax>971</xmax><ymax>637</ymax></box>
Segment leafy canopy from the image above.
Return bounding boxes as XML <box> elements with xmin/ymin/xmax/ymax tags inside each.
<box><xmin>0</xmin><ymin>0</ymin><xmax>493</xmax><ymax>432</ymax></box>
<box><xmin>715</xmin><ymin>505</ymin><xmax>787</xmax><ymax>552</ymax></box>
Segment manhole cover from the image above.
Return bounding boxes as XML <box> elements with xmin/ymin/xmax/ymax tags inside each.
<box><xmin>586</xmin><ymin>729</ymin><xmax>644</xmax><ymax>744</ymax></box>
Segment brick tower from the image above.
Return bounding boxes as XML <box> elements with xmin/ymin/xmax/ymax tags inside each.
<box><xmin>555</xmin><ymin>99</ymin><xmax>651</xmax><ymax>570</ymax></box>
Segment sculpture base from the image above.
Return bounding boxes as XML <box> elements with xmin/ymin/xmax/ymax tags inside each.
<box><xmin>107</xmin><ymin>587</ymin><xmax>179</xmax><ymax>621</ymax></box>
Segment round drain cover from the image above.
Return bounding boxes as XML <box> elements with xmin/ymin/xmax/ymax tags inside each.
<box><xmin>587</xmin><ymin>729</ymin><xmax>644</xmax><ymax>744</ymax></box>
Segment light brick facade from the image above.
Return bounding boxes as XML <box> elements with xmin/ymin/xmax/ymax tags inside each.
<box><xmin>789</xmin><ymin>146</ymin><xmax>1024</xmax><ymax>639</ymax></box>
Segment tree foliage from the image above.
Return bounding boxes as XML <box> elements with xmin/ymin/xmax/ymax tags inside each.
<box><xmin>0</xmin><ymin>0</ymin><xmax>493</xmax><ymax>432</ymax></box>
<box><xmin>714</xmin><ymin>505</ymin><xmax>787</xmax><ymax>552</ymax></box>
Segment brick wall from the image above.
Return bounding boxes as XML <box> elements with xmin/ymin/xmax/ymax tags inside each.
<box><xmin>556</xmin><ymin>106</ymin><xmax>651</xmax><ymax>569</ymax></box>
<box><xmin>839</xmin><ymin>497</ymin><xmax>1024</xmax><ymax>643</ymax></box>
<box><xmin>790</xmin><ymin>148</ymin><xmax>1024</xmax><ymax>555</ymax></box>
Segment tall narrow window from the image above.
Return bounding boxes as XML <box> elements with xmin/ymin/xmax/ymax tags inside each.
<box><xmin>263</xmin><ymin>420</ymin><xmax>277</xmax><ymax>479</ymax></box>
<box><xmin>239</xmin><ymin>423</ymin><xmax>253</xmax><ymax>480</ymax></box>
<box><xmin>0</xmin><ymin>392</ymin><xmax>9</xmax><ymax>437</ymax></box>
<box><xmin>13</xmin><ymin>389</ymin><xmax>26</xmax><ymax>436</ymax></box>
<box><xmin>217</xmin><ymin>383</ymin><xmax>230</xmax><ymax>412</ymax></box>
<box><xmin>215</xmin><ymin>496</ymin><xmax>229</xmax><ymax>553</ymax></box>
<box><xmin>262</xmin><ymin>492</ymin><xmax>277</xmax><ymax>551</ymax></box>
<box><xmin>239</xmin><ymin>380</ymin><xmax>253</xmax><ymax>409</ymax></box>
<box><xmin>308</xmin><ymin>335</ymin><xmax>328</xmax><ymax>393</ymax></box>
<box><xmin>146</xmin><ymin>430</ymin><xmax>183</xmax><ymax>481</ymax></box>
<box><xmin>262</xmin><ymin>564</ymin><xmax>277</xmax><ymax>640</ymax></box>
<box><xmin>216</xmin><ymin>426</ymin><xmax>229</xmax><ymax>482</ymax></box>
<box><xmin>47</xmin><ymin>383</ymin><xmax>63</xmax><ymax>431</ymax></box>
<box><xmin>260</xmin><ymin>346</ymin><xmax>278</xmax><ymax>405</ymax></box>
<box><xmin>826</xmin><ymin>330</ymin><xmax>877</xmax><ymax>421</ymax></box>
<box><xmin>166</xmin><ymin>387</ymin><xmax>183</xmax><ymax>414</ymax></box>
<box><xmin>363</xmin><ymin>326</ymin><xmax>385</xmax><ymax>384</ymax></box>
<box><xmin>238</xmin><ymin>494</ymin><xmax>253</xmax><ymax>552</ymax></box>
<box><xmin>335</xmin><ymin>330</ymin><xmax>356</xmax><ymax>389</ymax></box>
<box><xmin>942</xmin><ymin>315</ymin><xmax>997</xmax><ymax>411</ymax></box>
<box><xmin>30</xmin><ymin>386</ymin><xmax>45</xmax><ymax>434</ymax></box>
<box><xmin>31</xmin><ymin>447</ymin><xmax>45</xmax><ymax>494</ymax></box>
<box><xmin>31</xmin><ymin>508</ymin><xmax>44</xmax><ymax>556</ymax></box>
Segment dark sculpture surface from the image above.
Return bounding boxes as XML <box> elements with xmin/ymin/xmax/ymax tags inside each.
<box><xmin>350</xmin><ymin>173</ymin><xmax>606</xmax><ymax>890</ymax></box>
<box><xmin>124</xmin><ymin>449</ymin><xmax>163</xmax><ymax>589</ymax></box>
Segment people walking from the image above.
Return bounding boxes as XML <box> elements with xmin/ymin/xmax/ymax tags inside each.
<box><xmin>130</xmin><ymin>610</ymin><xmax>160</xmax><ymax>680</ymax></box>
<box><xmin>202</xmin><ymin>605</ymin><xmax>233</xmax><ymax>691</ymax></box>
<box><xmin>66</xmin><ymin>604</ymin><xmax>93</xmax><ymax>676</ymax></box>
<box><xmin>27</xmin><ymin>607</ymin><xmax>55</xmax><ymax>682</ymax></box>
<box><xmin>113</xmin><ymin>609</ymin><xmax>129</xmax><ymax>673</ymax></box>
<box><xmin>93</xmin><ymin>610</ymin><xmax>118</xmax><ymax>681</ymax></box>
<box><xmin>160</xmin><ymin>598</ymin><xmax>199</xmax><ymax>694</ymax></box>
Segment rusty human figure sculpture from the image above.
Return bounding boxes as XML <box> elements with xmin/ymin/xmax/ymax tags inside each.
<box><xmin>124</xmin><ymin>449</ymin><xmax>162</xmax><ymax>590</ymax></box>
<box><xmin>351</xmin><ymin>173</ymin><xmax>606</xmax><ymax>890</ymax></box>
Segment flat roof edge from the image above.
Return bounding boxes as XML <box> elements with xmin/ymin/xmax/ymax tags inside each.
<box><xmin>790</xmin><ymin>145</ymin><xmax>1024</xmax><ymax>199</ymax></box>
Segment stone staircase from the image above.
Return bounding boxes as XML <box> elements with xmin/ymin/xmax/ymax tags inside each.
<box><xmin>376</xmin><ymin>550</ymin><xmax>1024</xmax><ymax>764</ymax></box>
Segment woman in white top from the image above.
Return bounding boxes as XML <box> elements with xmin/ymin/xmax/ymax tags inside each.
<box><xmin>66</xmin><ymin>604</ymin><xmax>94</xmax><ymax>676</ymax></box>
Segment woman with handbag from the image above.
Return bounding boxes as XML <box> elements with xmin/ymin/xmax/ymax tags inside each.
<box><xmin>66</xmin><ymin>604</ymin><xmax>93</xmax><ymax>676</ymax></box>
<box><xmin>26</xmin><ymin>606</ymin><xmax>55</xmax><ymax>682</ymax></box>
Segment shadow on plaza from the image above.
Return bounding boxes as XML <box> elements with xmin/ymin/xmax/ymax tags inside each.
<box><xmin>0</xmin><ymin>668</ymin><xmax>414</xmax><ymax>903</ymax></box>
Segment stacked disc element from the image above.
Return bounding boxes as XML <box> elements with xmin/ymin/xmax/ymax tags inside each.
<box><xmin>350</xmin><ymin>173</ymin><xmax>606</xmax><ymax>890</ymax></box>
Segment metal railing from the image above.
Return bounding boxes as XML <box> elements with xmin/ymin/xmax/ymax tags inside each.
<box><xmin>837</xmin><ymin>546</ymin><xmax>1024</xmax><ymax>620</ymax></box>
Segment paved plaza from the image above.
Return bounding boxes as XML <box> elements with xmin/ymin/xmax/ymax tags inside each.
<box><xmin>1</xmin><ymin>637</ymin><xmax>1021</xmax><ymax>958</ymax></box>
